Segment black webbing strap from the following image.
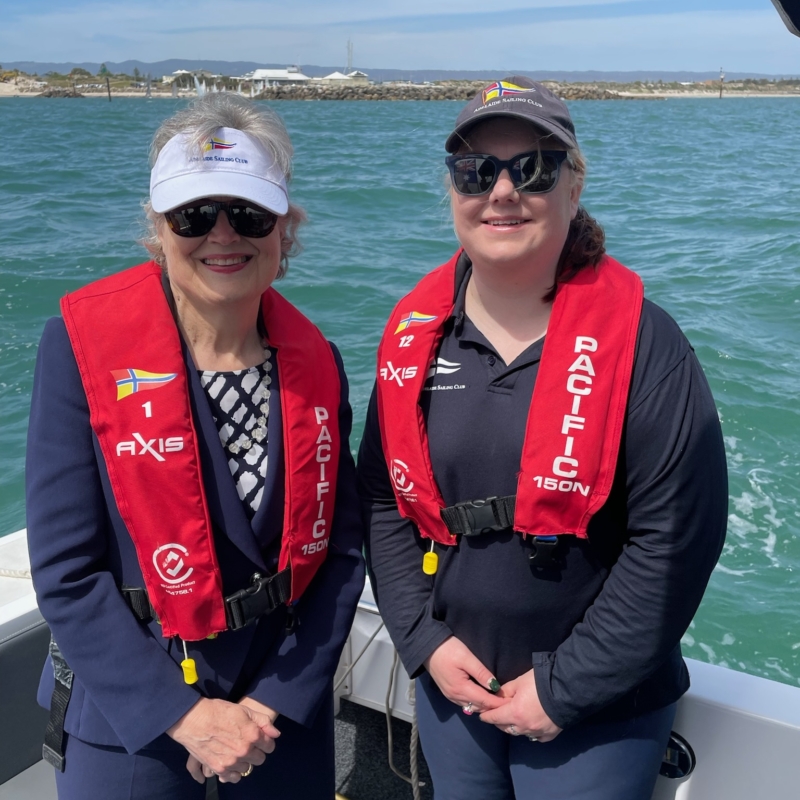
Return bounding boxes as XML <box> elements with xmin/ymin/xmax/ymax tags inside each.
<box><xmin>121</xmin><ymin>568</ymin><xmax>293</xmax><ymax>631</ymax></box>
<box><xmin>225</xmin><ymin>568</ymin><xmax>292</xmax><ymax>631</ymax></box>
<box><xmin>42</xmin><ymin>638</ymin><xmax>73</xmax><ymax>772</ymax></box>
<box><xmin>440</xmin><ymin>497</ymin><xmax>562</xmax><ymax>568</ymax></box>
<box><xmin>42</xmin><ymin>680</ymin><xmax>70</xmax><ymax>771</ymax></box>
<box><xmin>121</xmin><ymin>585</ymin><xmax>156</xmax><ymax>622</ymax></box>
<box><xmin>440</xmin><ymin>496</ymin><xmax>516</xmax><ymax>537</ymax></box>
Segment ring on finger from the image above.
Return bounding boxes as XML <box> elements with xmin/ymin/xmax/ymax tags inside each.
<box><xmin>507</xmin><ymin>724</ymin><xmax>520</xmax><ymax>736</ymax></box>
<box><xmin>527</xmin><ymin>735</ymin><xmax>538</xmax><ymax>742</ymax></box>
<box><xmin>241</xmin><ymin>764</ymin><xmax>254</xmax><ymax>778</ymax></box>
<box><xmin>462</xmin><ymin>702</ymin><xmax>475</xmax><ymax>716</ymax></box>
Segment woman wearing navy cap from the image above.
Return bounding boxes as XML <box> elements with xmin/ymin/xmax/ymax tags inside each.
<box><xmin>26</xmin><ymin>93</ymin><xmax>364</xmax><ymax>799</ymax></box>
<box><xmin>358</xmin><ymin>77</ymin><xmax>727</xmax><ymax>798</ymax></box>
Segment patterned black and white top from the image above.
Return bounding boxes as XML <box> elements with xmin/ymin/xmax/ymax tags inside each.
<box><xmin>199</xmin><ymin>348</ymin><xmax>272</xmax><ymax>519</ymax></box>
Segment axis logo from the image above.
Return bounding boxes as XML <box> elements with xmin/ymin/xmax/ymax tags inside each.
<box><xmin>153</xmin><ymin>543</ymin><xmax>193</xmax><ymax>584</ymax></box>
<box><xmin>116</xmin><ymin>433</ymin><xmax>184</xmax><ymax>462</ymax></box>
<box><xmin>380</xmin><ymin>362</ymin><xmax>418</xmax><ymax>387</ymax></box>
<box><xmin>390</xmin><ymin>459</ymin><xmax>415</xmax><ymax>494</ymax></box>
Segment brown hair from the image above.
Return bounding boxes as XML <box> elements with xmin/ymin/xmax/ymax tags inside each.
<box><xmin>544</xmin><ymin>205</ymin><xmax>606</xmax><ymax>302</ymax></box>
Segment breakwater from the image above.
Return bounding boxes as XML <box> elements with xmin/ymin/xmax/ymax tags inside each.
<box><xmin>255</xmin><ymin>82</ymin><xmax>637</xmax><ymax>101</ymax></box>
<box><xmin>37</xmin><ymin>87</ymin><xmax>84</xmax><ymax>98</ymax></box>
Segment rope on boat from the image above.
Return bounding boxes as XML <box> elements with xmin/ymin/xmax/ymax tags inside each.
<box><xmin>333</xmin><ymin>617</ymin><xmax>425</xmax><ymax>797</ymax></box>
<box><xmin>0</xmin><ymin>567</ymin><xmax>31</xmax><ymax>578</ymax></box>
<box><xmin>385</xmin><ymin>649</ymin><xmax>413</xmax><ymax>786</ymax></box>
<box><xmin>333</xmin><ymin>620</ymin><xmax>385</xmax><ymax>692</ymax></box>
<box><xmin>385</xmin><ymin>648</ymin><xmax>425</xmax><ymax>797</ymax></box>
<box><xmin>409</xmin><ymin>679</ymin><xmax>422</xmax><ymax>800</ymax></box>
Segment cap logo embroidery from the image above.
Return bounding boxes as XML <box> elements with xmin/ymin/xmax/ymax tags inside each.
<box><xmin>482</xmin><ymin>81</ymin><xmax>535</xmax><ymax>105</ymax></box>
<box><xmin>203</xmin><ymin>137</ymin><xmax>236</xmax><ymax>152</ymax></box>
<box><xmin>111</xmin><ymin>368</ymin><xmax>178</xmax><ymax>400</ymax></box>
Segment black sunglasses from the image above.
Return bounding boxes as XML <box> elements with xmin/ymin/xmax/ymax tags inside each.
<box><xmin>445</xmin><ymin>150</ymin><xmax>569</xmax><ymax>196</ymax></box>
<box><xmin>164</xmin><ymin>199</ymin><xmax>279</xmax><ymax>238</ymax></box>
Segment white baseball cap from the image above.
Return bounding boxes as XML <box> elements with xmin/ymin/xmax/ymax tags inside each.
<box><xmin>150</xmin><ymin>127</ymin><xmax>289</xmax><ymax>215</ymax></box>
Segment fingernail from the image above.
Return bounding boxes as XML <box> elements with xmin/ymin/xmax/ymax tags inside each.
<box><xmin>488</xmin><ymin>678</ymin><xmax>500</xmax><ymax>693</ymax></box>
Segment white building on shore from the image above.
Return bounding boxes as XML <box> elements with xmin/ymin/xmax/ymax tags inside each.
<box><xmin>238</xmin><ymin>67</ymin><xmax>311</xmax><ymax>92</ymax></box>
<box><xmin>162</xmin><ymin>69</ymin><xmax>218</xmax><ymax>85</ymax></box>
<box><xmin>318</xmin><ymin>71</ymin><xmax>351</xmax><ymax>84</ymax></box>
<box><xmin>313</xmin><ymin>70</ymin><xmax>370</xmax><ymax>86</ymax></box>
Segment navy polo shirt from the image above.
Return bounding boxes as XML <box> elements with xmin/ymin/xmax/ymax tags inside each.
<box><xmin>358</xmin><ymin>263</ymin><xmax>728</xmax><ymax>730</ymax></box>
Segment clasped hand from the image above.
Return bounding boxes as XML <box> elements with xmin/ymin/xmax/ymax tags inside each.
<box><xmin>168</xmin><ymin>696</ymin><xmax>280</xmax><ymax>784</ymax></box>
<box><xmin>478</xmin><ymin>670</ymin><xmax>562</xmax><ymax>743</ymax></box>
<box><xmin>425</xmin><ymin>637</ymin><xmax>562</xmax><ymax>742</ymax></box>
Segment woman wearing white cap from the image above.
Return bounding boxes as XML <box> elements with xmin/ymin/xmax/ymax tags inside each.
<box><xmin>358</xmin><ymin>77</ymin><xmax>727</xmax><ymax>798</ymax></box>
<box><xmin>26</xmin><ymin>93</ymin><xmax>364</xmax><ymax>798</ymax></box>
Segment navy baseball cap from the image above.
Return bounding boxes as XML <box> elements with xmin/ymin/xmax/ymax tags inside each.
<box><xmin>445</xmin><ymin>76</ymin><xmax>578</xmax><ymax>153</ymax></box>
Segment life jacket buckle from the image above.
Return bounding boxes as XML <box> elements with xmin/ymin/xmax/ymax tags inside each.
<box><xmin>224</xmin><ymin>569</ymin><xmax>292</xmax><ymax>631</ymax></box>
<box><xmin>528</xmin><ymin>536</ymin><xmax>560</xmax><ymax>569</ymax></box>
<box><xmin>42</xmin><ymin>743</ymin><xmax>66</xmax><ymax>772</ymax></box>
<box><xmin>454</xmin><ymin>497</ymin><xmax>504</xmax><ymax>536</ymax></box>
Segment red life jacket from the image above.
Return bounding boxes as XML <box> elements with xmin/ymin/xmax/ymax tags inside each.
<box><xmin>61</xmin><ymin>262</ymin><xmax>341</xmax><ymax>641</ymax></box>
<box><xmin>376</xmin><ymin>251</ymin><xmax>643</xmax><ymax>546</ymax></box>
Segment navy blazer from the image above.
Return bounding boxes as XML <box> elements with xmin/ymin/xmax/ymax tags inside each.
<box><xmin>26</xmin><ymin>315</ymin><xmax>365</xmax><ymax>755</ymax></box>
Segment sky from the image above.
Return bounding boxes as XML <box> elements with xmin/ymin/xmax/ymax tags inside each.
<box><xmin>1</xmin><ymin>0</ymin><xmax>798</xmax><ymax>74</ymax></box>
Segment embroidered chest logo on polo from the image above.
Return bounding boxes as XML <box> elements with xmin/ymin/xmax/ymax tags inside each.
<box><xmin>426</xmin><ymin>358</ymin><xmax>461</xmax><ymax>379</ymax></box>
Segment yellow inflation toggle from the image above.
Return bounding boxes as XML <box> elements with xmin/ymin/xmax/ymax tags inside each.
<box><xmin>181</xmin><ymin>658</ymin><xmax>199</xmax><ymax>685</ymax></box>
<box><xmin>423</xmin><ymin>541</ymin><xmax>439</xmax><ymax>575</ymax></box>
<box><xmin>180</xmin><ymin>639</ymin><xmax>199</xmax><ymax>684</ymax></box>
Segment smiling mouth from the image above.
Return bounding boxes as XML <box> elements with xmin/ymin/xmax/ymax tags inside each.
<box><xmin>483</xmin><ymin>219</ymin><xmax>527</xmax><ymax>226</ymax></box>
<box><xmin>202</xmin><ymin>256</ymin><xmax>252</xmax><ymax>266</ymax></box>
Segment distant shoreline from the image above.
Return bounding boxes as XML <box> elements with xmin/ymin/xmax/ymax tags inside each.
<box><xmin>2</xmin><ymin>82</ymin><xmax>800</xmax><ymax>101</ymax></box>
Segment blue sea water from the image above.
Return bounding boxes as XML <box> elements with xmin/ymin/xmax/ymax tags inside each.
<box><xmin>0</xmin><ymin>96</ymin><xmax>798</xmax><ymax>688</ymax></box>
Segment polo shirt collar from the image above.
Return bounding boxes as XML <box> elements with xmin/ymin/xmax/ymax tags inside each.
<box><xmin>450</xmin><ymin>255</ymin><xmax>545</xmax><ymax>369</ymax></box>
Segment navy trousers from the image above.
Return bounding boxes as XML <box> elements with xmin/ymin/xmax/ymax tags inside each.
<box><xmin>416</xmin><ymin>672</ymin><xmax>675</xmax><ymax>800</ymax></box>
<box><xmin>54</xmin><ymin>694</ymin><xmax>334</xmax><ymax>800</ymax></box>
